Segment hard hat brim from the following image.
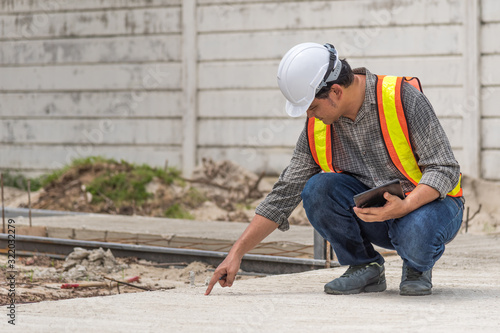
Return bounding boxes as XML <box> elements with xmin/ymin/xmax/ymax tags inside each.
<box><xmin>286</xmin><ymin>100</ymin><xmax>310</xmax><ymax>117</ymax></box>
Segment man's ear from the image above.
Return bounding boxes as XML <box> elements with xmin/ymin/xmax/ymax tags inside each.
<box><xmin>330</xmin><ymin>84</ymin><xmax>342</xmax><ymax>98</ymax></box>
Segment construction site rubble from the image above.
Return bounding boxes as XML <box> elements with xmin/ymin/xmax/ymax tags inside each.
<box><xmin>5</xmin><ymin>157</ymin><xmax>291</xmax><ymax>223</ymax></box>
<box><xmin>191</xmin><ymin>158</ymin><xmax>265</xmax><ymax>210</ymax></box>
<box><xmin>61</xmin><ymin>247</ymin><xmax>127</xmax><ymax>280</ymax></box>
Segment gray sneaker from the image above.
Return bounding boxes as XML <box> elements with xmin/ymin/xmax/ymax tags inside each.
<box><xmin>324</xmin><ymin>262</ymin><xmax>386</xmax><ymax>295</ymax></box>
<box><xmin>399</xmin><ymin>262</ymin><xmax>432</xmax><ymax>296</ymax></box>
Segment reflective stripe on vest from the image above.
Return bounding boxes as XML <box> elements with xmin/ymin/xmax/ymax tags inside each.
<box><xmin>306</xmin><ymin>75</ymin><xmax>462</xmax><ymax>197</ymax></box>
<box><xmin>377</xmin><ymin>75</ymin><xmax>422</xmax><ymax>185</ymax></box>
<box><xmin>307</xmin><ymin>117</ymin><xmax>335</xmax><ymax>172</ymax></box>
<box><xmin>376</xmin><ymin>75</ymin><xmax>462</xmax><ymax>197</ymax></box>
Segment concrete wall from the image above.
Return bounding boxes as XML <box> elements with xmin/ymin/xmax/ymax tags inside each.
<box><xmin>0</xmin><ymin>0</ymin><xmax>499</xmax><ymax>180</ymax></box>
<box><xmin>0</xmin><ymin>0</ymin><xmax>184</xmax><ymax>176</ymax></box>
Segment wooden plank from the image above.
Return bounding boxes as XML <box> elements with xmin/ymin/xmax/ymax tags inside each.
<box><xmin>199</xmin><ymin>57</ymin><xmax>463</xmax><ymax>89</ymax></box>
<box><xmin>0</xmin><ymin>63</ymin><xmax>181</xmax><ymax>91</ymax></box>
<box><xmin>481</xmin><ymin>23</ymin><xmax>500</xmax><ymax>54</ymax></box>
<box><xmin>0</xmin><ymin>119</ymin><xmax>182</xmax><ymax>145</ymax></box>
<box><xmin>482</xmin><ymin>119</ymin><xmax>500</xmax><ymax>149</ymax></box>
<box><xmin>199</xmin><ymin>25</ymin><xmax>462</xmax><ymax>61</ymax></box>
<box><xmin>74</xmin><ymin>229</ymin><xmax>107</xmax><ymax>242</ymax></box>
<box><xmin>481</xmin><ymin>0</ymin><xmax>500</xmax><ymax>23</ymax></box>
<box><xmin>481</xmin><ymin>55</ymin><xmax>500</xmax><ymax>85</ymax></box>
<box><xmin>46</xmin><ymin>227</ymin><xmax>74</xmax><ymax>240</ymax></box>
<box><xmin>198</xmin><ymin>0</ymin><xmax>463</xmax><ymax>32</ymax></box>
<box><xmin>0</xmin><ymin>91</ymin><xmax>183</xmax><ymax>118</ymax></box>
<box><xmin>0</xmin><ymin>144</ymin><xmax>181</xmax><ymax>171</ymax></box>
<box><xmin>16</xmin><ymin>226</ymin><xmax>47</xmax><ymax>237</ymax></box>
<box><xmin>482</xmin><ymin>150</ymin><xmax>500</xmax><ymax>180</ymax></box>
<box><xmin>0</xmin><ymin>35</ymin><xmax>181</xmax><ymax>65</ymax></box>
<box><xmin>198</xmin><ymin>118</ymin><xmax>304</xmax><ymax>147</ymax></box>
<box><xmin>0</xmin><ymin>7</ymin><xmax>181</xmax><ymax>39</ymax></box>
<box><xmin>0</xmin><ymin>0</ymin><xmax>181</xmax><ymax>13</ymax></box>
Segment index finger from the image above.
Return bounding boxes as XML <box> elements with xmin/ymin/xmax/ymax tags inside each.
<box><xmin>204</xmin><ymin>271</ymin><xmax>225</xmax><ymax>295</ymax></box>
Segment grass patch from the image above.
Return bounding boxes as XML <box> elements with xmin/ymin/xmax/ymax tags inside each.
<box><xmin>40</xmin><ymin>156</ymin><xmax>122</xmax><ymax>187</ymax></box>
<box><xmin>1</xmin><ymin>171</ymin><xmax>43</xmax><ymax>192</ymax></box>
<box><xmin>164</xmin><ymin>203</ymin><xmax>194</xmax><ymax>220</ymax></box>
<box><xmin>5</xmin><ymin>156</ymin><xmax>182</xmax><ymax>207</ymax></box>
<box><xmin>80</xmin><ymin>158</ymin><xmax>181</xmax><ymax>207</ymax></box>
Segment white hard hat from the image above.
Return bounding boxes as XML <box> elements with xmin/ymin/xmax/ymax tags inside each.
<box><xmin>277</xmin><ymin>43</ymin><xmax>341</xmax><ymax>117</ymax></box>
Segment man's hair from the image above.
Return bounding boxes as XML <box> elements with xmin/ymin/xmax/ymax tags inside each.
<box><xmin>315</xmin><ymin>59</ymin><xmax>354</xmax><ymax>99</ymax></box>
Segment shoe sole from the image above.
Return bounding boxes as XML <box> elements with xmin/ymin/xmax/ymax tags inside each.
<box><xmin>324</xmin><ymin>279</ymin><xmax>387</xmax><ymax>295</ymax></box>
<box><xmin>399</xmin><ymin>288</ymin><xmax>432</xmax><ymax>296</ymax></box>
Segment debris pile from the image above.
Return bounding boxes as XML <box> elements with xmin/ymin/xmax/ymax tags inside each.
<box><xmin>187</xmin><ymin>158</ymin><xmax>266</xmax><ymax>222</ymax></box>
<box><xmin>11</xmin><ymin>157</ymin><xmax>299</xmax><ymax>224</ymax></box>
<box><xmin>61</xmin><ymin>247</ymin><xmax>127</xmax><ymax>281</ymax></box>
<box><xmin>191</xmin><ymin>158</ymin><xmax>264</xmax><ymax>207</ymax></box>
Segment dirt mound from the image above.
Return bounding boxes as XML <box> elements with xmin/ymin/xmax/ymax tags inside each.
<box><xmin>27</xmin><ymin>160</ymin><xmax>181</xmax><ymax>216</ymax></box>
<box><xmin>11</xmin><ymin>158</ymin><xmax>294</xmax><ymax>224</ymax></box>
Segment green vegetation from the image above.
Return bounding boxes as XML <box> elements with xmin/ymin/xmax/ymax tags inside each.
<box><xmin>1</xmin><ymin>170</ymin><xmax>43</xmax><ymax>192</ymax></box>
<box><xmin>41</xmin><ymin>156</ymin><xmax>116</xmax><ymax>187</ymax></box>
<box><xmin>2</xmin><ymin>156</ymin><xmax>183</xmax><ymax>209</ymax></box>
<box><xmin>2</xmin><ymin>156</ymin><xmax>205</xmax><ymax>220</ymax></box>
<box><xmin>1</xmin><ymin>157</ymin><xmax>117</xmax><ymax>191</ymax></box>
<box><xmin>164</xmin><ymin>203</ymin><xmax>194</xmax><ymax>219</ymax></box>
<box><xmin>77</xmin><ymin>157</ymin><xmax>181</xmax><ymax>206</ymax></box>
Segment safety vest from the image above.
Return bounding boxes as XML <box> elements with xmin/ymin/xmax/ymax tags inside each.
<box><xmin>306</xmin><ymin>75</ymin><xmax>462</xmax><ymax>197</ymax></box>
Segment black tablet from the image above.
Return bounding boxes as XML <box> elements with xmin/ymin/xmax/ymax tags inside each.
<box><xmin>353</xmin><ymin>179</ymin><xmax>405</xmax><ymax>208</ymax></box>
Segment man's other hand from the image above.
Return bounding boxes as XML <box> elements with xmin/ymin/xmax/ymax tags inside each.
<box><xmin>353</xmin><ymin>192</ymin><xmax>408</xmax><ymax>222</ymax></box>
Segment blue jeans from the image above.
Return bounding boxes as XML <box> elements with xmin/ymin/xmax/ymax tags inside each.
<box><xmin>302</xmin><ymin>173</ymin><xmax>464</xmax><ymax>272</ymax></box>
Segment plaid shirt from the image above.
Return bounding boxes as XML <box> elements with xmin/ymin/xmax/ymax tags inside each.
<box><xmin>256</xmin><ymin>68</ymin><xmax>461</xmax><ymax>231</ymax></box>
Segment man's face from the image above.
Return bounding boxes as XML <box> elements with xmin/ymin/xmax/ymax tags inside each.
<box><xmin>306</xmin><ymin>89</ymin><xmax>341</xmax><ymax>125</ymax></box>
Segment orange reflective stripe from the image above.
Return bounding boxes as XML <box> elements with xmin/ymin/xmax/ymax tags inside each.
<box><xmin>377</xmin><ymin>75</ymin><xmax>462</xmax><ymax>197</ymax></box>
<box><xmin>404</xmin><ymin>77</ymin><xmax>422</xmax><ymax>92</ymax></box>
<box><xmin>448</xmin><ymin>174</ymin><xmax>463</xmax><ymax>197</ymax></box>
<box><xmin>325</xmin><ymin>124</ymin><xmax>333</xmax><ymax>171</ymax></box>
<box><xmin>307</xmin><ymin>118</ymin><xmax>336</xmax><ymax>172</ymax></box>
<box><xmin>394</xmin><ymin>78</ymin><xmax>411</xmax><ymax>145</ymax></box>
<box><xmin>312</xmin><ymin>118</ymin><xmax>333</xmax><ymax>172</ymax></box>
<box><xmin>378</xmin><ymin>75</ymin><xmax>422</xmax><ymax>186</ymax></box>
<box><xmin>307</xmin><ymin>118</ymin><xmax>320</xmax><ymax>166</ymax></box>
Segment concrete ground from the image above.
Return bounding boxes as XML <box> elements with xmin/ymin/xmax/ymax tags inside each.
<box><xmin>2</xmin><ymin>232</ymin><xmax>499</xmax><ymax>332</ymax></box>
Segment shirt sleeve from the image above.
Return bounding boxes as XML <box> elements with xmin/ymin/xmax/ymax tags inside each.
<box><xmin>402</xmin><ymin>82</ymin><xmax>461</xmax><ymax>199</ymax></box>
<box><xmin>255</xmin><ymin>122</ymin><xmax>321</xmax><ymax>231</ymax></box>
